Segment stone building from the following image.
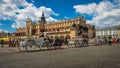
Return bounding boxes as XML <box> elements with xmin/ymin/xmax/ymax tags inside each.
<box><xmin>96</xmin><ymin>26</ymin><xmax>120</xmax><ymax>39</ymax></box>
<box><xmin>87</xmin><ymin>24</ymin><xmax>96</xmax><ymax>38</ymax></box>
<box><xmin>0</xmin><ymin>31</ymin><xmax>8</xmax><ymax>38</ymax></box>
<box><xmin>9</xmin><ymin>13</ymin><xmax>95</xmax><ymax>39</ymax></box>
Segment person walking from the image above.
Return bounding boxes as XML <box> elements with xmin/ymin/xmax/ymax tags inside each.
<box><xmin>112</xmin><ymin>38</ymin><xmax>115</xmax><ymax>45</ymax></box>
<box><xmin>8</xmin><ymin>39</ymin><xmax>12</xmax><ymax>47</ymax></box>
<box><xmin>116</xmin><ymin>38</ymin><xmax>120</xmax><ymax>45</ymax></box>
<box><xmin>1</xmin><ymin>40</ymin><xmax>4</xmax><ymax>48</ymax></box>
<box><xmin>64</xmin><ymin>38</ymin><xmax>68</xmax><ymax>46</ymax></box>
<box><xmin>108</xmin><ymin>39</ymin><xmax>111</xmax><ymax>46</ymax></box>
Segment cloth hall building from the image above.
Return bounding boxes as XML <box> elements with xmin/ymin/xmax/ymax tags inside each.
<box><xmin>9</xmin><ymin>13</ymin><xmax>95</xmax><ymax>39</ymax></box>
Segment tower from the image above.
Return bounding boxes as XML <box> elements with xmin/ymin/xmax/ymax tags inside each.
<box><xmin>26</xmin><ymin>17</ymin><xmax>32</xmax><ymax>37</ymax></box>
<box><xmin>40</xmin><ymin>12</ymin><xmax>46</xmax><ymax>36</ymax></box>
<box><xmin>41</xmin><ymin>12</ymin><xmax>46</xmax><ymax>24</ymax></box>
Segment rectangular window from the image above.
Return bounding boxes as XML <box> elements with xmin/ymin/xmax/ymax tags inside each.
<box><xmin>108</xmin><ymin>30</ymin><xmax>110</xmax><ymax>35</ymax></box>
<box><xmin>99</xmin><ymin>31</ymin><xmax>101</xmax><ymax>35</ymax></box>
<box><xmin>96</xmin><ymin>32</ymin><xmax>98</xmax><ymax>35</ymax></box>
<box><xmin>103</xmin><ymin>31</ymin><xmax>104</xmax><ymax>35</ymax></box>
<box><xmin>111</xmin><ymin>30</ymin><xmax>114</xmax><ymax>35</ymax></box>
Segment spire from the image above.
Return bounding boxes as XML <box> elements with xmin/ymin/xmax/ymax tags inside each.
<box><xmin>34</xmin><ymin>20</ymin><xmax>37</xmax><ymax>24</ymax></box>
<box><xmin>81</xmin><ymin>14</ymin><xmax>85</xmax><ymax>19</ymax></box>
<box><xmin>77</xmin><ymin>14</ymin><xmax>80</xmax><ymax>20</ymax></box>
<box><xmin>42</xmin><ymin>12</ymin><xmax>45</xmax><ymax>17</ymax></box>
<box><xmin>41</xmin><ymin>12</ymin><xmax>46</xmax><ymax>24</ymax></box>
<box><xmin>26</xmin><ymin>16</ymin><xmax>31</xmax><ymax>22</ymax></box>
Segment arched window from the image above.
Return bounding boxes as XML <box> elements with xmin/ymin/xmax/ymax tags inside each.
<box><xmin>65</xmin><ymin>35</ymin><xmax>71</xmax><ymax>39</ymax></box>
<box><xmin>60</xmin><ymin>35</ymin><xmax>64</xmax><ymax>39</ymax></box>
<box><xmin>50</xmin><ymin>36</ymin><xmax>53</xmax><ymax>38</ymax></box>
<box><xmin>55</xmin><ymin>36</ymin><xmax>59</xmax><ymax>38</ymax></box>
<box><xmin>72</xmin><ymin>23</ymin><xmax>76</xmax><ymax>27</ymax></box>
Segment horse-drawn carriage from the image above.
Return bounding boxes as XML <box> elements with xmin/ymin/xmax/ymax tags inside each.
<box><xmin>18</xmin><ymin>36</ymin><xmax>92</xmax><ymax>52</ymax></box>
<box><xmin>18</xmin><ymin>37</ymin><xmax>55</xmax><ymax>52</ymax></box>
<box><xmin>67</xmin><ymin>38</ymin><xmax>89</xmax><ymax>47</ymax></box>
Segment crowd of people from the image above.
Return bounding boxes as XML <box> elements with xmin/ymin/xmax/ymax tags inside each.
<box><xmin>0</xmin><ymin>39</ymin><xmax>20</xmax><ymax>48</ymax></box>
<box><xmin>8</xmin><ymin>39</ymin><xmax>20</xmax><ymax>47</ymax></box>
<box><xmin>95</xmin><ymin>38</ymin><xmax>120</xmax><ymax>46</ymax></box>
<box><xmin>43</xmin><ymin>36</ymin><xmax>89</xmax><ymax>48</ymax></box>
<box><xmin>1</xmin><ymin>36</ymin><xmax>120</xmax><ymax>48</ymax></box>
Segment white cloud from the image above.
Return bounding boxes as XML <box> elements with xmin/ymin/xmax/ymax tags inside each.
<box><xmin>74</xmin><ymin>3</ymin><xmax>97</xmax><ymax>15</ymax></box>
<box><xmin>12</xmin><ymin>6</ymin><xmax>59</xmax><ymax>28</ymax></box>
<box><xmin>74</xmin><ymin>0</ymin><xmax>120</xmax><ymax>27</ymax></box>
<box><xmin>0</xmin><ymin>23</ymin><xmax>2</xmax><ymax>26</ymax></box>
<box><xmin>0</xmin><ymin>29</ymin><xmax>9</xmax><ymax>33</ymax></box>
<box><xmin>0</xmin><ymin>23</ymin><xmax>9</xmax><ymax>33</ymax></box>
<box><xmin>46</xmin><ymin>17</ymin><xmax>57</xmax><ymax>22</ymax></box>
<box><xmin>64</xmin><ymin>16</ymin><xmax>70</xmax><ymax>19</ymax></box>
<box><xmin>31</xmin><ymin>0</ymin><xmax>35</xmax><ymax>3</ymax></box>
<box><xmin>0</xmin><ymin>0</ymin><xmax>59</xmax><ymax>28</ymax></box>
<box><xmin>0</xmin><ymin>0</ymin><xmax>30</xmax><ymax>20</ymax></box>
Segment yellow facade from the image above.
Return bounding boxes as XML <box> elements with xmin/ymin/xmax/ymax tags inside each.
<box><xmin>11</xmin><ymin>13</ymin><xmax>95</xmax><ymax>39</ymax></box>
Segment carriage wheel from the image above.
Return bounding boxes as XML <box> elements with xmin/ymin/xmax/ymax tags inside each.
<box><xmin>50</xmin><ymin>43</ymin><xmax>55</xmax><ymax>49</ymax></box>
<box><xmin>42</xmin><ymin>42</ymin><xmax>52</xmax><ymax>50</ymax></box>
<box><xmin>26</xmin><ymin>40</ymin><xmax>37</xmax><ymax>52</ymax></box>
<box><xmin>74</xmin><ymin>40</ymin><xmax>79</xmax><ymax>47</ymax></box>
<box><xmin>18</xmin><ymin>44</ymin><xmax>27</xmax><ymax>52</ymax></box>
<box><xmin>67</xmin><ymin>41</ymin><xmax>75</xmax><ymax>48</ymax></box>
<box><xmin>67</xmin><ymin>43</ymin><xmax>73</xmax><ymax>48</ymax></box>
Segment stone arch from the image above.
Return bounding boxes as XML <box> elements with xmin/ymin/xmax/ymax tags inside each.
<box><xmin>55</xmin><ymin>36</ymin><xmax>59</xmax><ymax>38</ymax></box>
<box><xmin>60</xmin><ymin>35</ymin><xmax>64</xmax><ymax>38</ymax></box>
<box><xmin>65</xmin><ymin>35</ymin><xmax>71</xmax><ymax>39</ymax></box>
<box><xmin>50</xmin><ymin>36</ymin><xmax>53</xmax><ymax>38</ymax></box>
<box><xmin>72</xmin><ymin>23</ymin><xmax>76</xmax><ymax>27</ymax></box>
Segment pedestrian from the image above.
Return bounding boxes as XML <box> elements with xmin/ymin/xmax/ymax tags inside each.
<box><xmin>104</xmin><ymin>38</ymin><xmax>107</xmax><ymax>44</ymax></box>
<box><xmin>1</xmin><ymin>40</ymin><xmax>4</xmax><ymax>48</ymax></box>
<box><xmin>16</xmin><ymin>40</ymin><xmax>19</xmax><ymax>46</ymax></box>
<box><xmin>8</xmin><ymin>39</ymin><xmax>12</xmax><ymax>47</ymax></box>
<box><xmin>64</xmin><ymin>38</ymin><xmax>68</xmax><ymax>46</ymax></box>
<box><xmin>108</xmin><ymin>39</ymin><xmax>111</xmax><ymax>46</ymax></box>
<box><xmin>119</xmin><ymin>38</ymin><xmax>120</xmax><ymax>45</ymax></box>
<box><xmin>116</xmin><ymin>38</ymin><xmax>119</xmax><ymax>45</ymax></box>
<box><xmin>12</xmin><ymin>40</ymin><xmax>14</xmax><ymax>47</ymax></box>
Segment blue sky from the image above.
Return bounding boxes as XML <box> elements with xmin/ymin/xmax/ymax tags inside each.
<box><xmin>0</xmin><ymin>0</ymin><xmax>120</xmax><ymax>33</ymax></box>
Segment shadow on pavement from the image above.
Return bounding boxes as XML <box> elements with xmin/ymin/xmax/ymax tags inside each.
<box><xmin>25</xmin><ymin>47</ymin><xmax>68</xmax><ymax>52</ymax></box>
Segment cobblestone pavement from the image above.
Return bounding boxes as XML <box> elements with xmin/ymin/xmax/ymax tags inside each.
<box><xmin>0</xmin><ymin>45</ymin><xmax>120</xmax><ymax>68</ymax></box>
<box><xmin>0</xmin><ymin>44</ymin><xmax>19</xmax><ymax>54</ymax></box>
